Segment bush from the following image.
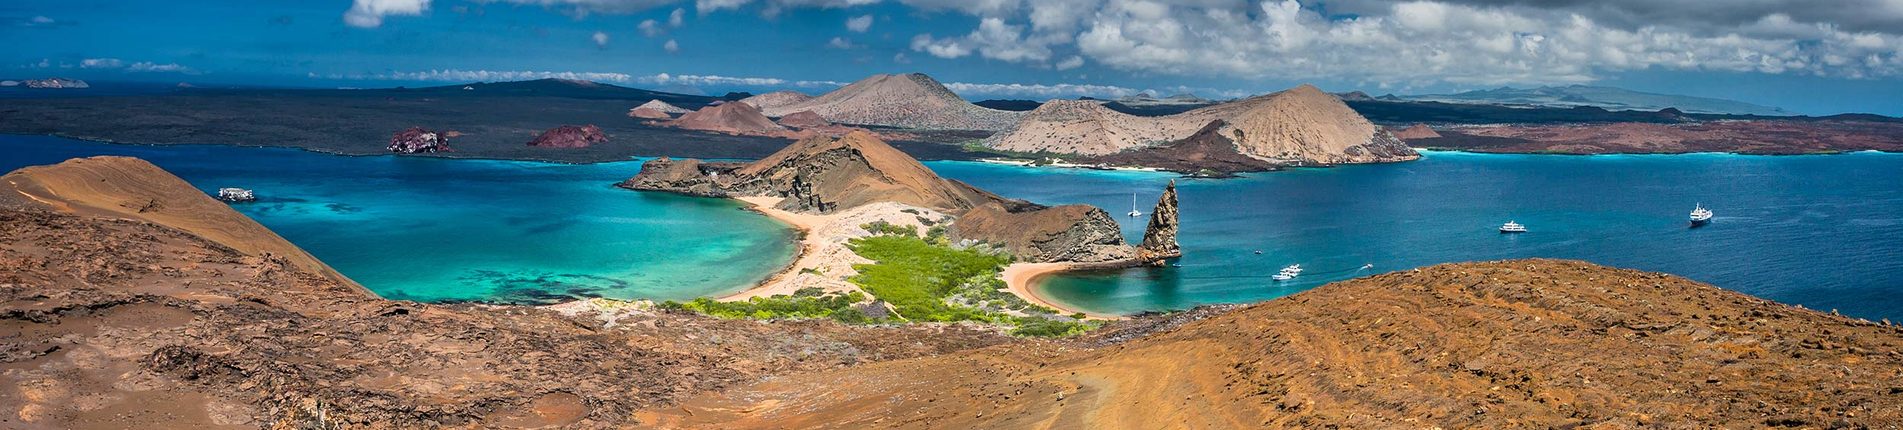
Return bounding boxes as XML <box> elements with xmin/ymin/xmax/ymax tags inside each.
<box><xmin>1010</xmin><ymin>318</ymin><xmax>1093</xmax><ymax>337</ymax></box>
<box><xmin>672</xmin><ymin>291</ymin><xmax>871</xmax><ymax>322</ymax></box>
<box><xmin>847</xmin><ymin>235</ymin><xmax>1011</xmax><ymax>322</ymax></box>
<box><xmin>860</xmin><ymin>221</ymin><xmax>918</xmax><ymax>237</ymax></box>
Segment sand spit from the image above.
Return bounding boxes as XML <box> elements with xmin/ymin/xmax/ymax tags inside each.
<box><xmin>719</xmin><ymin>196</ymin><xmax>947</xmax><ymax>302</ymax></box>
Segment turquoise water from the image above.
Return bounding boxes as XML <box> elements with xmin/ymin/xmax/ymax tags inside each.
<box><xmin>929</xmin><ymin>151</ymin><xmax>1903</xmax><ymax>321</ymax></box>
<box><xmin>0</xmin><ymin>135</ymin><xmax>797</xmax><ymax>304</ymax></box>
<box><xmin>7</xmin><ymin>134</ymin><xmax>1900</xmax><ymax>321</ymax></box>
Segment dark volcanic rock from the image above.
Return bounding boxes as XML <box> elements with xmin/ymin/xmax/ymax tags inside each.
<box><xmin>1086</xmin><ymin>120</ymin><xmax>1276</xmax><ymax>176</ymax></box>
<box><xmin>528</xmin><ymin>124</ymin><xmax>608</xmax><ymax>148</ymax></box>
<box><xmin>387</xmin><ymin>126</ymin><xmax>452</xmax><ymax>154</ymax></box>
<box><xmin>1134</xmin><ymin>181</ymin><xmax>1180</xmax><ymax>264</ymax></box>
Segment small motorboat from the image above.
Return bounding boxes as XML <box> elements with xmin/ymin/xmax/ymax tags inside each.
<box><xmin>1499</xmin><ymin>220</ymin><xmax>1527</xmax><ymax>233</ymax></box>
<box><xmin>1689</xmin><ymin>203</ymin><xmax>1713</xmax><ymax>226</ymax></box>
<box><xmin>1272</xmin><ymin>264</ymin><xmax>1303</xmax><ymax>281</ymax></box>
<box><xmin>1253</xmin><ymin>250</ymin><xmax>1263</xmax><ymax>255</ymax></box>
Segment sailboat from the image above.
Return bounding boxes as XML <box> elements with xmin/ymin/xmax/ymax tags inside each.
<box><xmin>1126</xmin><ymin>192</ymin><xmax>1143</xmax><ymax>217</ymax></box>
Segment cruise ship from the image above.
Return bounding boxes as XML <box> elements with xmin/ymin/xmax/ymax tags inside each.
<box><xmin>1690</xmin><ymin>204</ymin><xmax>1713</xmax><ymax>226</ymax></box>
<box><xmin>1499</xmin><ymin>220</ymin><xmax>1527</xmax><ymax>233</ymax></box>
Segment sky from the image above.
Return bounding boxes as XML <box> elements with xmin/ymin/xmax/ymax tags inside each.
<box><xmin>3</xmin><ymin>0</ymin><xmax>1901</xmax><ymax>115</ymax></box>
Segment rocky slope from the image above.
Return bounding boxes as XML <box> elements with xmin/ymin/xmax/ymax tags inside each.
<box><xmin>1135</xmin><ymin>180</ymin><xmax>1180</xmax><ymax>263</ymax></box>
<box><xmin>761</xmin><ymin>73</ymin><xmax>1024</xmax><ymax>131</ymax></box>
<box><xmin>626</xmin><ymin>106</ymin><xmax>671</xmax><ymax>120</ymax></box>
<box><xmin>662</xmin><ymin>102</ymin><xmax>788</xmax><ymax>135</ymax></box>
<box><xmin>620</xmin><ymin>131</ymin><xmax>1175</xmax><ymax>265</ymax></box>
<box><xmin>642</xmin><ymin>259</ymin><xmax>1903</xmax><ymax>429</ymax></box>
<box><xmin>985</xmin><ymin>84</ymin><xmax>1417</xmax><ymax>168</ymax></box>
<box><xmin>982</xmin><ymin>100</ymin><xmax>1204</xmax><ymax>155</ymax></box>
<box><xmin>737</xmin><ymin>90</ymin><xmax>813</xmax><ymax>111</ymax></box>
<box><xmin>386</xmin><ymin>127</ymin><xmax>453</xmax><ymax>153</ymax></box>
<box><xmin>1085</xmin><ymin>120</ymin><xmax>1277</xmax><ymax>176</ymax></box>
<box><xmin>0</xmin><ymin>158</ymin><xmax>1014</xmax><ymax>429</ymax></box>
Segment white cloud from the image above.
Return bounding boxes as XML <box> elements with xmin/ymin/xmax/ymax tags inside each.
<box><xmin>318</xmin><ymin>69</ymin><xmax>638</xmax><ymax>82</ymax></box>
<box><xmin>593</xmin><ymin>31</ymin><xmax>611</xmax><ymax>47</ymax></box>
<box><xmin>893</xmin><ymin>52</ymin><xmax>912</xmax><ymax>64</ymax></box>
<box><xmin>639</xmin><ymin>19</ymin><xmax>664</xmax><ymax>36</ymax></box>
<box><xmin>827</xmin><ymin>37</ymin><xmax>858</xmax><ymax>49</ymax></box>
<box><xmin>911</xmin><ymin>17</ymin><xmax>1063</xmax><ymax>64</ymax></box>
<box><xmin>669</xmin><ymin>7</ymin><xmax>686</xmax><ymax>26</ymax></box>
<box><xmin>128</xmin><ymin>62</ymin><xmax>192</xmax><ymax>73</ymax></box>
<box><xmin>343</xmin><ymin>0</ymin><xmax>429</xmax><ymax>28</ymax></box>
<box><xmin>846</xmin><ymin>14</ymin><xmax>873</xmax><ymax>32</ymax></box>
<box><xmin>80</xmin><ymin>58</ymin><xmax>123</xmax><ymax>69</ymax></box>
<box><xmin>638</xmin><ymin>72</ymin><xmax>845</xmax><ymax>87</ymax></box>
<box><xmin>663</xmin><ymin>39</ymin><xmax>680</xmax><ymax>53</ymax></box>
<box><xmin>943</xmin><ymin>81</ymin><xmax>1139</xmax><ymax>98</ymax></box>
<box><xmin>1054</xmin><ymin>55</ymin><xmax>1084</xmax><ymax>70</ymax></box>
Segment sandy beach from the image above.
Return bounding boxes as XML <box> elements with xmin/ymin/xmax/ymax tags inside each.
<box><xmin>1002</xmin><ymin>262</ymin><xmax>1123</xmax><ymax>320</ymax></box>
<box><xmin>718</xmin><ymin>196</ymin><xmax>838</xmax><ymax>301</ymax></box>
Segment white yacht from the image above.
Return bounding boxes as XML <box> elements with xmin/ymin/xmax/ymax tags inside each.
<box><xmin>1126</xmin><ymin>192</ymin><xmax>1143</xmax><ymax>217</ymax></box>
<box><xmin>1499</xmin><ymin>220</ymin><xmax>1527</xmax><ymax>233</ymax></box>
<box><xmin>1689</xmin><ymin>203</ymin><xmax>1713</xmax><ymax>226</ymax></box>
<box><xmin>1272</xmin><ymin>264</ymin><xmax>1303</xmax><ymax>281</ymax></box>
<box><xmin>216</xmin><ymin>187</ymin><xmax>256</xmax><ymax>202</ymax></box>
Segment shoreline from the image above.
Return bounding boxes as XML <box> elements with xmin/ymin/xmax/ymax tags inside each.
<box><xmin>1002</xmin><ymin>262</ymin><xmax>1124</xmax><ymax>320</ymax></box>
<box><xmin>715</xmin><ymin>196</ymin><xmax>838</xmax><ymax>301</ymax></box>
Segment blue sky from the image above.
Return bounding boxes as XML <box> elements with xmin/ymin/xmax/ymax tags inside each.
<box><xmin>4</xmin><ymin>0</ymin><xmax>1901</xmax><ymax>115</ymax></box>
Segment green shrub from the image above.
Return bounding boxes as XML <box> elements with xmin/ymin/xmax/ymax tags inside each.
<box><xmin>671</xmin><ymin>291</ymin><xmax>870</xmax><ymax>322</ymax></box>
<box><xmin>1010</xmin><ymin>318</ymin><xmax>1093</xmax><ymax>337</ymax></box>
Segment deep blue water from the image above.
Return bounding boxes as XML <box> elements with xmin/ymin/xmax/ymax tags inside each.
<box><xmin>0</xmin><ymin>135</ymin><xmax>797</xmax><ymax>304</ymax></box>
<box><xmin>6</xmin><ymin>134</ymin><xmax>1899</xmax><ymax>321</ymax></box>
<box><xmin>929</xmin><ymin>152</ymin><xmax>1903</xmax><ymax>321</ymax></box>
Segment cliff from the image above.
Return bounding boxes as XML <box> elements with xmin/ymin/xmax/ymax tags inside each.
<box><xmin>949</xmin><ymin>202</ymin><xmax>1134</xmax><ymax>264</ymax></box>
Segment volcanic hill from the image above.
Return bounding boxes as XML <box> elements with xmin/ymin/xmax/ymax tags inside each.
<box><xmin>737</xmin><ymin>90</ymin><xmax>814</xmax><ymax>111</ymax></box>
<box><xmin>663</xmin><ymin>102</ymin><xmax>788</xmax><ymax>135</ymax></box>
<box><xmin>985</xmin><ymin>84</ymin><xmax>1417</xmax><ymax>169</ymax></box>
<box><xmin>761</xmin><ymin>73</ymin><xmax>1024</xmax><ymax>131</ymax></box>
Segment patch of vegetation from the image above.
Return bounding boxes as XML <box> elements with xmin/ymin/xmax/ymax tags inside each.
<box><xmin>860</xmin><ymin>221</ymin><xmax>919</xmax><ymax>237</ymax></box>
<box><xmin>846</xmin><ymin>234</ymin><xmax>1096</xmax><ymax>337</ymax></box>
<box><xmin>659</xmin><ymin>288</ymin><xmax>872</xmax><ymax>324</ymax></box>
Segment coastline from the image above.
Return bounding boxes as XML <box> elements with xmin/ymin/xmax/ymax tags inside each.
<box><xmin>716</xmin><ymin>196</ymin><xmax>838</xmax><ymax>301</ymax></box>
<box><xmin>1002</xmin><ymin>262</ymin><xmax>1123</xmax><ymax>320</ymax></box>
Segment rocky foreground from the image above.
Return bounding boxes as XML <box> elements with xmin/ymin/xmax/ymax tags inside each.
<box><xmin>4</xmin><ymin>157</ymin><xmax>1900</xmax><ymax>429</ymax></box>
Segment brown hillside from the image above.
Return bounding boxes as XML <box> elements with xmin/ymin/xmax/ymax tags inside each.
<box><xmin>665</xmin><ymin>102</ymin><xmax>788</xmax><ymax>135</ymax></box>
<box><xmin>641</xmin><ymin>259</ymin><xmax>1903</xmax><ymax>429</ymax></box>
<box><xmin>762</xmin><ymin>73</ymin><xmax>1023</xmax><ymax>131</ymax></box>
<box><xmin>0</xmin><ymin>156</ymin><xmax>354</xmax><ymax>286</ymax></box>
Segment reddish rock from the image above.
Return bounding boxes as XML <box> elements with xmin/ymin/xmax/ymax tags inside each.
<box><xmin>387</xmin><ymin>127</ymin><xmax>451</xmax><ymax>154</ymax></box>
<box><xmin>528</xmin><ymin>125</ymin><xmax>608</xmax><ymax>148</ymax></box>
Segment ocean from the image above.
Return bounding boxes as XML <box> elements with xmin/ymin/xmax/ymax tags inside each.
<box><xmin>5</xmin><ymin>135</ymin><xmax>1899</xmax><ymax>321</ymax></box>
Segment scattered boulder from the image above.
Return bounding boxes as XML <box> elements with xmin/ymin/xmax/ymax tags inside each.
<box><xmin>387</xmin><ymin>127</ymin><xmax>452</xmax><ymax>154</ymax></box>
<box><xmin>528</xmin><ymin>125</ymin><xmax>608</xmax><ymax>148</ymax></box>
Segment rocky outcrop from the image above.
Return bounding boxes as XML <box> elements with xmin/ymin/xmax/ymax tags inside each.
<box><xmin>528</xmin><ymin>124</ymin><xmax>608</xmax><ymax>148</ymax></box>
<box><xmin>777</xmin><ymin>110</ymin><xmax>830</xmax><ymax>129</ymax></box>
<box><xmin>623</xmin><ymin>130</ymin><xmax>1002</xmax><ymax>215</ymax></box>
<box><xmin>1391</xmin><ymin>123</ymin><xmax>1442</xmax><ymax>139</ymax></box>
<box><xmin>1134</xmin><ymin>181</ymin><xmax>1180</xmax><ymax>264</ymax></box>
<box><xmin>664</xmin><ymin>102</ymin><xmax>788</xmax><ymax>135</ymax></box>
<box><xmin>387</xmin><ymin>126</ymin><xmax>452</xmax><ymax>153</ymax></box>
<box><xmin>739</xmin><ymin>90</ymin><xmax>814</xmax><ymax>110</ymax></box>
<box><xmin>761</xmin><ymin>73</ymin><xmax>1024</xmax><ymax>131</ymax></box>
<box><xmin>634</xmin><ymin>99</ymin><xmax>689</xmax><ymax>114</ymax></box>
<box><xmin>950</xmin><ymin>203</ymin><xmax>1133</xmax><ymax>264</ymax></box>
